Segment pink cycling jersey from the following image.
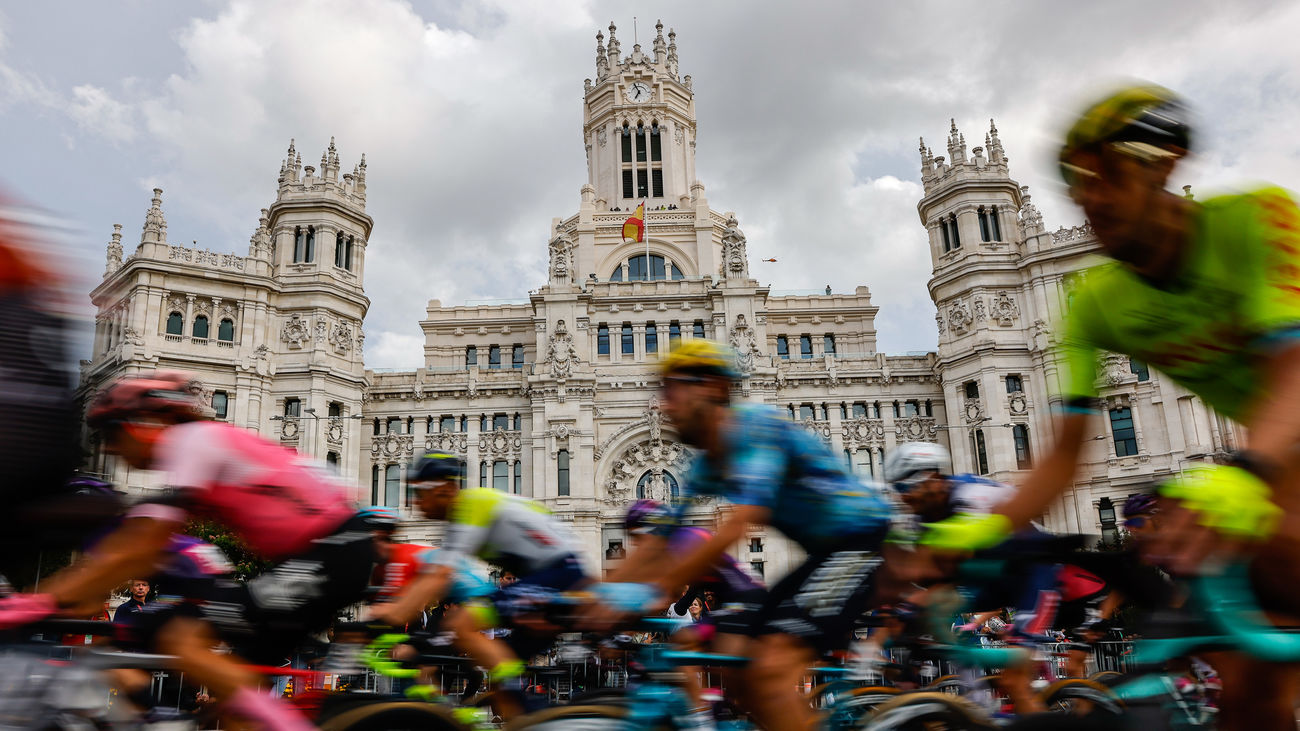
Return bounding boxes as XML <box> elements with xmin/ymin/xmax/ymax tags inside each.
<box><xmin>134</xmin><ymin>421</ymin><xmax>357</xmax><ymax>560</ymax></box>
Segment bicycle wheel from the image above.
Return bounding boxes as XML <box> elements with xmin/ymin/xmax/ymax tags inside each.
<box><xmin>927</xmin><ymin>674</ymin><xmax>965</xmax><ymax>695</ymax></box>
<box><xmin>505</xmin><ymin>704</ymin><xmax>630</xmax><ymax>730</ymax></box>
<box><xmin>1088</xmin><ymin>670</ymin><xmax>1125</xmax><ymax>687</ymax></box>
<box><xmin>865</xmin><ymin>691</ymin><xmax>995</xmax><ymax>730</ymax></box>
<box><xmin>1038</xmin><ymin>678</ymin><xmax>1124</xmax><ymax>717</ymax></box>
<box><xmin>319</xmin><ymin>700</ymin><xmax>471</xmax><ymax>731</ymax></box>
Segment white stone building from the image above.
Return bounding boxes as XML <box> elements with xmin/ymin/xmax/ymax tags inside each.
<box><xmin>82</xmin><ymin>21</ymin><xmax>1242</xmax><ymax>577</ymax></box>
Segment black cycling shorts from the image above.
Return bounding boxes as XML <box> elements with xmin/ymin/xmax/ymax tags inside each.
<box><xmin>757</xmin><ymin>548</ymin><xmax>882</xmax><ymax>654</ymax></box>
<box><xmin>132</xmin><ymin>514</ymin><xmax>376</xmax><ymax>665</ymax></box>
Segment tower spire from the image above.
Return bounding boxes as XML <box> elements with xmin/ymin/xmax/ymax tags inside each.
<box><xmin>652</xmin><ymin>19</ymin><xmax>666</xmax><ymax>65</ymax></box>
<box><xmin>666</xmin><ymin>28</ymin><xmax>679</xmax><ymax>77</ymax></box>
<box><xmin>595</xmin><ymin>30</ymin><xmax>608</xmax><ymax>79</ymax></box>
<box><xmin>947</xmin><ymin>119</ymin><xmax>967</xmax><ymax>164</ymax></box>
<box><xmin>141</xmin><ymin>188</ymin><xmax>167</xmax><ymax>245</ymax></box>
<box><xmin>987</xmin><ymin>118</ymin><xmax>1005</xmax><ymax>165</ymax></box>
<box><xmin>105</xmin><ymin>223</ymin><xmax>123</xmax><ymax>275</ymax></box>
<box><xmin>606</xmin><ymin>21</ymin><xmax>621</xmax><ymax>68</ymax></box>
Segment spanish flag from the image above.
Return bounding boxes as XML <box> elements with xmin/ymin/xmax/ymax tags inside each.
<box><xmin>622</xmin><ymin>201</ymin><xmax>645</xmax><ymax>242</ymax></box>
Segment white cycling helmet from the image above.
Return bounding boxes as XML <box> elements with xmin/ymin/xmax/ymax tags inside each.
<box><xmin>883</xmin><ymin>441</ymin><xmax>950</xmax><ymax>489</ymax></box>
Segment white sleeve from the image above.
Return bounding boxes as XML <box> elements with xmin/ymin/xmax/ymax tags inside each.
<box><xmin>154</xmin><ymin>422</ymin><xmax>231</xmax><ymax>491</ymax></box>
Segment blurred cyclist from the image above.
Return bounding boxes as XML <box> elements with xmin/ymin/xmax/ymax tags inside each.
<box><xmin>618</xmin><ymin>339</ymin><xmax>893</xmax><ymax>731</ymax></box>
<box><xmin>922</xmin><ymin>84</ymin><xmax>1300</xmax><ymax>730</ymax></box>
<box><xmin>0</xmin><ymin>371</ymin><xmax>375</xmax><ymax>731</ymax></box>
<box><xmin>373</xmin><ymin>451</ymin><xmax>588</xmax><ymax>720</ymax></box>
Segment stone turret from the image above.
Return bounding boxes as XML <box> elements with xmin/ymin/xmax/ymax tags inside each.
<box><xmin>606</xmin><ymin>22</ymin><xmax>621</xmax><ymax>69</ymax></box>
<box><xmin>595</xmin><ymin>30</ymin><xmax>608</xmax><ymax>79</ymax></box>
<box><xmin>104</xmin><ymin>223</ymin><xmax>123</xmax><ymax>275</ymax></box>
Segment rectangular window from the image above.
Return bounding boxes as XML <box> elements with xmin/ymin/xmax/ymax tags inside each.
<box><xmin>964</xmin><ymin>381</ymin><xmax>980</xmax><ymax>400</ymax></box>
<box><xmin>645</xmin><ymin>322</ymin><xmax>658</xmax><ymax>353</ymax></box>
<box><xmin>990</xmin><ymin>206</ymin><xmax>1002</xmax><ymax>240</ymax></box>
<box><xmin>512</xmin><ymin>345</ymin><xmax>524</xmax><ymax>369</ymax></box>
<box><xmin>384</xmin><ymin>464</ymin><xmax>401</xmax><ymax>508</ymax></box>
<box><xmin>335</xmin><ymin>233</ymin><xmax>346</xmax><ymax>268</ymax></box>
<box><xmin>650</xmin><ymin>129</ymin><xmax>662</xmax><ymax>160</ymax></box>
<box><xmin>979</xmin><ymin>208</ymin><xmax>991</xmax><ymax>242</ymax></box>
<box><xmin>749</xmin><ymin>538</ymin><xmax>763</xmax><ymax>553</ymax></box>
<box><xmin>949</xmin><ymin>216</ymin><xmax>961</xmax><ymax>248</ymax></box>
<box><xmin>328</xmin><ymin>402</ymin><xmax>342</xmax><ymax>418</ymax></box>
<box><xmin>1013</xmin><ymin>424</ymin><xmax>1033</xmax><ymax>469</ymax></box>
<box><xmin>597</xmin><ymin>324</ymin><xmax>610</xmax><ymax>355</ymax></box>
<box><xmin>493</xmin><ymin>413</ymin><xmax>509</xmax><ymax>431</ymax></box>
<box><xmin>1130</xmin><ymin>358</ymin><xmax>1150</xmax><ymax>382</ymax></box>
<box><xmin>693</xmin><ymin>320</ymin><xmax>705</xmax><ymax>339</ymax></box>
<box><xmin>800</xmin><ymin>335</ymin><xmax>813</xmax><ymax>359</ymax></box>
<box><xmin>492</xmin><ymin>460</ymin><xmax>508</xmax><ymax>491</ymax></box>
<box><xmin>440</xmin><ymin>415</ymin><xmax>456</xmax><ymax>432</ymax></box>
<box><xmin>669</xmin><ymin>321</ymin><xmax>681</xmax><ymax>342</ymax></box>
<box><xmin>651</xmin><ymin>168</ymin><xmax>664</xmax><ymax>198</ymax></box>
<box><xmin>621</xmin><ymin>128</ymin><xmax>633</xmax><ymax>161</ymax></box>
<box><xmin>635</xmin><ymin>129</ymin><xmax>647</xmax><ymax>162</ymax></box>
<box><xmin>557</xmin><ymin>450</ymin><xmax>570</xmax><ymax>497</ymax></box>
<box><xmin>622</xmin><ymin>169</ymin><xmax>634</xmax><ymax>199</ymax></box>
<box><xmin>480</xmin><ymin>461</ymin><xmax>487</xmax><ymax>485</ymax></box>
<box><xmin>852</xmin><ymin>402</ymin><xmax>867</xmax><ymax>418</ymax></box>
<box><xmin>799</xmin><ymin>404</ymin><xmax>815</xmax><ymax>421</ymax></box>
<box><xmin>514</xmin><ymin>461</ymin><xmax>521</xmax><ymax>494</ymax></box>
<box><xmin>776</xmin><ymin>336</ymin><xmax>789</xmax><ymax>359</ymax></box>
<box><xmin>872</xmin><ymin>401</ymin><xmax>882</xmax><ymax>418</ymax></box>
<box><xmin>750</xmin><ymin>561</ymin><xmax>765</xmax><ymax>578</ymax></box>
<box><xmin>1110</xmin><ymin>407</ymin><xmax>1139</xmax><ymax>457</ymax></box>
<box><xmin>904</xmin><ymin>400</ymin><xmax>920</xmax><ymax>417</ymax></box>
<box><xmin>488</xmin><ymin>345</ymin><xmax>501</xmax><ymax>369</ymax></box>
<box><xmin>466</xmin><ymin>346</ymin><xmax>477</xmax><ymax>367</ymax></box>
<box><xmin>1005</xmin><ymin>374</ymin><xmax>1023</xmax><ymax>393</ymax></box>
<box><xmin>284</xmin><ymin>398</ymin><xmax>301</xmax><ymax>418</ymax></box>
<box><xmin>212</xmin><ymin>391</ymin><xmax>229</xmax><ymax>420</ymax></box>
<box><xmin>823</xmin><ymin>334</ymin><xmax>836</xmax><ymax>356</ymax></box>
<box><xmin>621</xmin><ymin>323</ymin><xmax>634</xmax><ymax>354</ymax></box>
<box><xmin>513</xmin><ymin>413</ymin><xmax>522</xmax><ymax>430</ymax></box>
<box><xmin>973</xmin><ymin>429</ymin><xmax>990</xmax><ymax>475</ymax></box>
<box><xmin>941</xmin><ymin>223</ymin><xmax>952</xmax><ymax>253</ymax></box>
<box><xmin>371</xmin><ymin>465</ymin><xmax>380</xmax><ymax>505</ymax></box>
<box><xmin>386</xmin><ymin>417</ymin><xmax>402</xmax><ymax>435</ymax></box>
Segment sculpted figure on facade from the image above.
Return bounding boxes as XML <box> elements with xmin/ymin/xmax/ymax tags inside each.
<box><xmin>991</xmin><ymin>292</ymin><xmax>1019</xmax><ymax>327</ymax></box>
<box><xmin>728</xmin><ymin>314</ymin><xmax>761</xmax><ymax>375</ymax></box>
<box><xmin>548</xmin><ymin>231</ymin><xmax>576</xmax><ymax>283</ymax></box>
<box><xmin>946</xmin><ymin>299</ymin><xmax>973</xmax><ymax>334</ymax></box>
<box><xmin>544</xmin><ymin>319</ymin><xmax>580</xmax><ymax>380</ymax></box>
<box><xmin>281</xmin><ymin>315</ymin><xmax>310</xmax><ymax>349</ymax></box>
<box><xmin>719</xmin><ymin>215</ymin><xmax>749</xmax><ymax>279</ymax></box>
<box><xmin>329</xmin><ymin>321</ymin><xmax>352</xmax><ymax>354</ymax></box>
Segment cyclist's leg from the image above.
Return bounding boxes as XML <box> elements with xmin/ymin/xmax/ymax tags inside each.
<box><xmin>746</xmin><ymin>631</ymin><xmax>817</xmax><ymax>731</ymax></box>
<box><xmin>155</xmin><ymin>614</ymin><xmax>314</xmax><ymax>730</ymax></box>
<box><xmin>1205</xmin><ymin>651</ymin><xmax>1299</xmax><ymax>731</ymax></box>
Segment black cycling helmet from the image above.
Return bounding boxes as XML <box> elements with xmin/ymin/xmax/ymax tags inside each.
<box><xmin>407</xmin><ymin>451</ymin><xmax>465</xmax><ymax>485</ymax></box>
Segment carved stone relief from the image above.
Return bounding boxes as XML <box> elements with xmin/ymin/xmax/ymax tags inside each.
<box><xmin>281</xmin><ymin>315</ymin><xmax>310</xmax><ymax>349</ymax></box>
<box><xmin>544</xmin><ymin>319</ymin><xmax>581</xmax><ymax>380</ymax></box>
<box><xmin>946</xmin><ymin>300</ymin><xmax>973</xmax><ymax>335</ymax></box>
<box><xmin>728</xmin><ymin>314</ymin><xmax>761</xmax><ymax>375</ymax></box>
<box><xmin>991</xmin><ymin>292</ymin><xmax>1019</xmax><ymax>327</ymax></box>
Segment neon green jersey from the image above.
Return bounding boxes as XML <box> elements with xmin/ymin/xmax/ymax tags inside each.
<box><xmin>1060</xmin><ymin>186</ymin><xmax>1300</xmax><ymax>420</ymax></box>
<box><xmin>433</xmin><ymin>488</ymin><xmax>578</xmax><ymax>575</ymax></box>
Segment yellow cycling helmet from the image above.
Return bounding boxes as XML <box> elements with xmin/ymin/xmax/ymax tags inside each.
<box><xmin>1059</xmin><ymin>83</ymin><xmax>1191</xmax><ymax>186</ymax></box>
<box><xmin>659</xmin><ymin>338</ymin><xmax>739</xmax><ymax>380</ymax></box>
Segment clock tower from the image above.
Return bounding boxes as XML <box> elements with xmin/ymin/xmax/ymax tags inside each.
<box><xmin>583</xmin><ymin>20</ymin><xmax>698</xmax><ymax>209</ymax></box>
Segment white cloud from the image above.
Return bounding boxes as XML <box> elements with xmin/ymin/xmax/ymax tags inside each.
<box><xmin>5</xmin><ymin>0</ymin><xmax>1300</xmax><ymax>365</ymax></box>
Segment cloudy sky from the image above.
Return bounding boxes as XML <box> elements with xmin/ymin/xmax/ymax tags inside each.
<box><xmin>2</xmin><ymin>0</ymin><xmax>1298</xmax><ymax>368</ymax></box>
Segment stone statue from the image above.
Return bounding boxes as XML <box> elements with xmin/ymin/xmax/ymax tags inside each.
<box><xmin>728</xmin><ymin>314</ymin><xmax>761</xmax><ymax>375</ymax></box>
<box><xmin>548</xmin><ymin>232</ymin><xmax>576</xmax><ymax>283</ymax></box>
<box><xmin>719</xmin><ymin>215</ymin><xmax>749</xmax><ymax>279</ymax></box>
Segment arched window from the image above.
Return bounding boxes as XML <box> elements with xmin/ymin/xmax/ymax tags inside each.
<box><xmin>384</xmin><ymin>464</ymin><xmax>401</xmax><ymax>507</ymax></box>
<box><xmin>345</xmin><ymin>236</ymin><xmax>354</xmax><ymax>270</ymax></box>
<box><xmin>304</xmin><ymin>226</ymin><xmax>315</xmax><ymax>262</ymax></box>
<box><xmin>218</xmin><ymin>318</ymin><xmax>235</xmax><ymax>342</ymax></box>
<box><xmin>636</xmin><ymin>470</ymin><xmax>679</xmax><ymax>500</ymax></box>
<box><xmin>192</xmin><ymin>314</ymin><xmax>209</xmax><ymax>339</ymax></box>
<box><xmin>326</xmin><ymin>451</ymin><xmax>339</xmax><ymax>471</ymax></box>
<box><xmin>166</xmin><ymin>311</ymin><xmax>183</xmax><ymax>335</ymax></box>
<box><xmin>608</xmin><ymin>253</ymin><xmax>685</xmax><ymax>281</ymax></box>
<box><xmin>293</xmin><ymin>226</ymin><xmax>305</xmax><ymax>263</ymax></box>
<box><xmin>335</xmin><ymin>231</ymin><xmax>346</xmax><ymax>268</ymax></box>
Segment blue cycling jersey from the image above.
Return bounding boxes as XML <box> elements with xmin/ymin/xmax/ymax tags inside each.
<box><xmin>684</xmin><ymin>403</ymin><xmax>894</xmax><ymax>553</ymax></box>
<box><xmin>417</xmin><ymin>548</ymin><xmax>495</xmax><ymax>603</ymax></box>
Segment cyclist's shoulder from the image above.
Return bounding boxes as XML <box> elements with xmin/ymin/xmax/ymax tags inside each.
<box><xmin>450</xmin><ymin>487</ymin><xmax>506</xmax><ymax>525</ymax></box>
<box><xmin>1197</xmin><ymin>183</ymin><xmax>1296</xmax><ymax>214</ymax></box>
<box><xmin>730</xmin><ymin>401</ymin><xmax>785</xmax><ymax>425</ymax></box>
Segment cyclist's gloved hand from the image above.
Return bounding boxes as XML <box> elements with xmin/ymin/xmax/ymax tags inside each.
<box><xmin>920</xmin><ymin>513</ymin><xmax>1012</xmax><ymax>552</ymax></box>
<box><xmin>592</xmin><ymin>582</ymin><xmax>661</xmax><ymax>614</ymax></box>
<box><xmin>1159</xmin><ymin>465</ymin><xmax>1281</xmax><ymax>539</ymax></box>
<box><xmin>0</xmin><ymin>593</ymin><xmax>55</xmax><ymax>629</ymax></box>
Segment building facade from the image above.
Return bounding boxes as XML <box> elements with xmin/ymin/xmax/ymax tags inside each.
<box><xmin>82</xmin><ymin>22</ymin><xmax>1242</xmax><ymax>576</ymax></box>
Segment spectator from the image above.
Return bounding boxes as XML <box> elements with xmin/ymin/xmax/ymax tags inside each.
<box><xmin>113</xmin><ymin>579</ymin><xmax>150</xmax><ymax>623</ymax></box>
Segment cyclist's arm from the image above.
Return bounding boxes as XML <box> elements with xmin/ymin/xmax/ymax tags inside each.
<box><xmin>1240</xmin><ymin>190</ymin><xmax>1300</xmax><ymax>491</ymax></box>
<box><xmin>653</xmin><ymin>504</ymin><xmax>770</xmax><ymax>595</ymax></box>
<box><xmin>41</xmin><ymin>514</ymin><xmax>175</xmax><ymax>610</ymax></box>
<box><xmin>373</xmin><ymin>563</ymin><xmax>452</xmax><ymax>626</ymax></box>
<box><xmin>995</xmin><ymin>306</ymin><xmax>1100</xmax><ymax>529</ymax></box>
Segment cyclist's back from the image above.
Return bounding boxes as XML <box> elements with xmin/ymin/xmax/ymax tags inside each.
<box><xmin>437</xmin><ymin>487</ymin><xmax>578</xmax><ymax>576</ymax></box>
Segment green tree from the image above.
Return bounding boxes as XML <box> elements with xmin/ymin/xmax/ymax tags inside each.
<box><xmin>184</xmin><ymin>519</ymin><xmax>270</xmax><ymax>581</ymax></box>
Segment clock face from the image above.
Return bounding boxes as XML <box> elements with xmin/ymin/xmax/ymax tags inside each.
<box><xmin>625</xmin><ymin>81</ymin><xmax>651</xmax><ymax>103</ymax></box>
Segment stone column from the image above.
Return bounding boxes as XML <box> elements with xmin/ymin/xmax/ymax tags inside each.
<box><xmin>184</xmin><ymin>295</ymin><xmax>195</xmax><ymax>338</ymax></box>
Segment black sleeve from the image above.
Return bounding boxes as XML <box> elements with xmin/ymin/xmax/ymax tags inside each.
<box><xmin>673</xmin><ymin>585</ymin><xmax>703</xmax><ymax>616</ymax></box>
